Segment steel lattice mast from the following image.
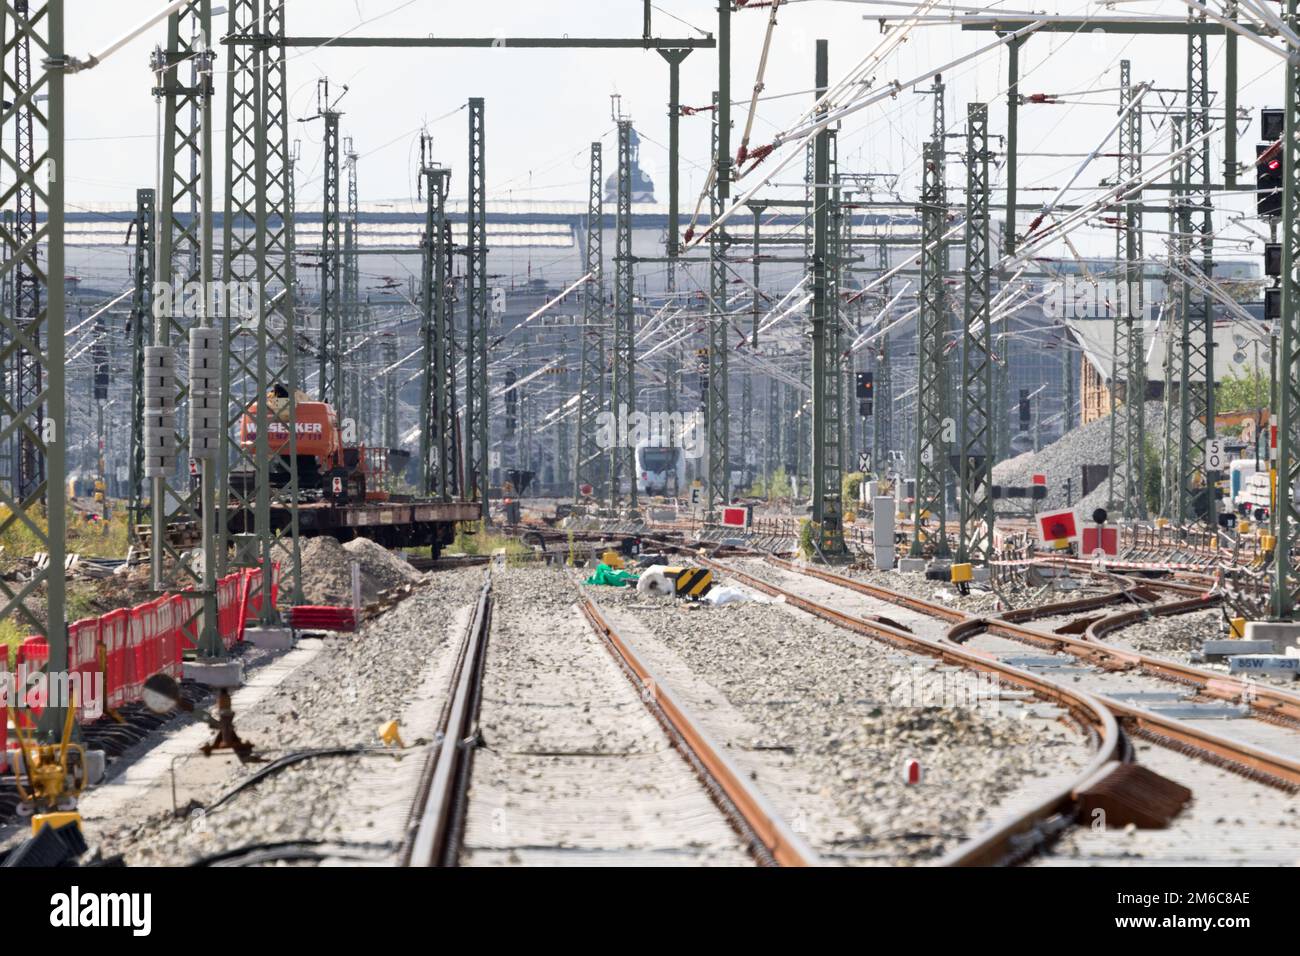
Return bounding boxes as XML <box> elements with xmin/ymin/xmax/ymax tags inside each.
<box><xmin>611</xmin><ymin>119</ymin><xmax>635</xmax><ymax>509</ymax></box>
<box><xmin>10</xmin><ymin>0</ymin><xmax>40</xmax><ymax>501</ymax></box>
<box><xmin>1271</xmin><ymin>0</ymin><xmax>1300</xmax><ymax>617</ymax></box>
<box><xmin>418</xmin><ymin>142</ymin><xmax>453</xmax><ymax>499</ymax></box>
<box><xmin>705</xmin><ymin>1</ymin><xmax>731</xmax><ymax>514</ymax></box>
<box><xmin>1177</xmin><ymin>11</ymin><xmax>1215</xmax><ymax>527</ymax></box>
<box><xmin>316</xmin><ymin>85</ymin><xmax>342</xmax><ymax>413</ymax></box>
<box><xmin>127</xmin><ymin>188</ymin><xmax>155</xmax><ymax>542</ymax></box>
<box><xmin>149</xmin><ymin>0</ymin><xmax>211</xmax><ymax>592</ymax></box>
<box><xmin>1117</xmin><ymin>59</ymin><xmax>1147</xmax><ymax>520</ymax></box>
<box><xmin>911</xmin><ymin>142</ymin><xmax>951</xmax><ymax>558</ymax></box>
<box><xmin>343</xmin><ymin>136</ymin><xmax>360</xmax><ymax>439</ymax></box>
<box><xmin>810</xmin><ymin>39</ymin><xmax>845</xmax><ymax>555</ymax></box>
<box><xmin>574</xmin><ymin>141</ymin><xmax>605</xmax><ymax>502</ymax></box>
<box><xmin>219</xmin><ymin>0</ymin><xmax>302</xmax><ymax>612</ymax></box>
<box><xmin>0</xmin><ymin>0</ymin><xmax>67</xmax><ymax>735</ymax></box>
<box><xmin>957</xmin><ymin>103</ymin><xmax>994</xmax><ymax>565</ymax></box>
<box><xmin>465</xmin><ymin>97</ymin><xmax>488</xmax><ymax>520</ymax></box>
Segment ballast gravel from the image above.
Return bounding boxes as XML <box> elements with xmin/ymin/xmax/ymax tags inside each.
<box><xmin>1103</xmin><ymin>606</ymin><xmax>1296</xmax><ymax>687</ymax></box>
<box><xmin>83</xmin><ymin>566</ymin><xmax>485</xmax><ymax>867</ymax></box>
<box><xmin>834</xmin><ymin>562</ymin><xmax>1120</xmax><ymax>616</ymax></box>
<box><xmin>587</xmin><ymin>567</ymin><xmax>1090</xmax><ymax>864</ymax></box>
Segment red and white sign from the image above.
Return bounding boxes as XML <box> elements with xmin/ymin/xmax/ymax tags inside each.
<box><xmin>1037</xmin><ymin>509</ymin><xmax>1079</xmax><ymax>547</ymax></box>
<box><xmin>1031</xmin><ymin>473</ymin><xmax>1046</xmax><ymax>486</ymax></box>
<box><xmin>721</xmin><ymin>505</ymin><xmax>751</xmax><ymax>529</ymax></box>
<box><xmin>1271</xmin><ymin>415</ymin><xmax>1279</xmax><ymax>461</ymax></box>
<box><xmin>331</xmin><ymin>476</ymin><xmax>344</xmax><ymax>495</ymax></box>
<box><xmin>1081</xmin><ymin>525</ymin><xmax>1119</xmax><ymax>557</ymax></box>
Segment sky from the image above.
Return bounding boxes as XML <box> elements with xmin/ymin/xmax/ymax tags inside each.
<box><xmin>54</xmin><ymin>0</ymin><xmax>1291</xmax><ymax>259</ymax></box>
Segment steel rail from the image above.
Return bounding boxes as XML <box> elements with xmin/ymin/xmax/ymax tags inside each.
<box><xmin>765</xmin><ymin>555</ymin><xmax>1300</xmax><ymax>724</ymax></box>
<box><xmin>682</xmin><ymin>555</ymin><xmax>1123</xmax><ymax>866</ymax></box>
<box><xmin>576</xmin><ymin>592</ymin><xmax>820</xmax><ymax>867</ymax></box>
<box><xmin>405</xmin><ymin>571</ymin><xmax>493</xmax><ymax>867</ymax></box>
<box><xmin>738</xmin><ymin>557</ymin><xmax>1300</xmax><ymax>788</ymax></box>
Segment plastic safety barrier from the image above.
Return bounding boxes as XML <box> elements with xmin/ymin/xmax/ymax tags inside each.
<box><xmin>0</xmin><ymin>563</ymin><xmax>282</xmax><ymax>730</ymax></box>
<box><xmin>285</xmin><ymin>605</ymin><xmax>357</xmax><ymax>633</ymax></box>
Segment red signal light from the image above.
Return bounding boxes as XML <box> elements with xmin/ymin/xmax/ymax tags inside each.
<box><xmin>1268</xmin><ymin>159</ymin><xmax>1281</xmax><ymax>171</ymax></box>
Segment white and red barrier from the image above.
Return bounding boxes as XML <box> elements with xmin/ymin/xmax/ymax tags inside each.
<box><xmin>2</xmin><ymin>562</ymin><xmax>280</xmax><ymax>730</ymax></box>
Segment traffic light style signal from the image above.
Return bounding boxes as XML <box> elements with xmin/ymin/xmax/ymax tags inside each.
<box><xmin>1258</xmin><ymin>142</ymin><xmax>1282</xmax><ymax>219</ymax></box>
<box><xmin>1266</xmin><ymin>287</ymin><xmax>1281</xmax><ymax>324</ymax></box>
<box><xmin>855</xmin><ymin>371</ymin><xmax>873</xmax><ymax>399</ymax></box>
<box><xmin>1262</xmin><ymin>108</ymin><xmax>1284</xmax><ymax>143</ymax></box>
<box><xmin>1266</xmin><ymin>241</ymin><xmax>1282</xmax><ymax>278</ymax></box>
<box><xmin>504</xmin><ymin>369</ymin><xmax>518</xmax><ymax>434</ymax></box>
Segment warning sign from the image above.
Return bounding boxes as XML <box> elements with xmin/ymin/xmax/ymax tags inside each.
<box><xmin>1081</xmin><ymin>525</ymin><xmax>1119</xmax><ymax>557</ymax></box>
<box><xmin>1037</xmin><ymin>509</ymin><xmax>1079</xmax><ymax>548</ymax></box>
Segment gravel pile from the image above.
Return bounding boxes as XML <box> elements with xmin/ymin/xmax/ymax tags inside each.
<box><xmin>992</xmin><ymin>401</ymin><xmax>1194</xmax><ymax>514</ymax></box>
<box><xmin>591</xmin><ymin>573</ymin><xmax>1088</xmax><ymax>864</ymax></box>
<box><xmin>343</xmin><ymin>537</ymin><xmax>425</xmax><ymax>593</ymax></box>
<box><xmin>86</xmin><ymin>567</ymin><xmax>486</xmax><ymax>866</ymax></box>
<box><xmin>299</xmin><ymin>535</ymin><xmax>425</xmax><ymax>605</ymax></box>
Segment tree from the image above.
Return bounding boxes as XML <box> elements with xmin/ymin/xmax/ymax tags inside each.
<box><xmin>1215</xmin><ymin>368</ymin><xmax>1267</xmax><ymax>415</ymax></box>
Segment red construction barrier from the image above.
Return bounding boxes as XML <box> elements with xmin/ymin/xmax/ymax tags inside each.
<box><xmin>14</xmin><ymin>636</ymin><xmax>48</xmax><ymax>727</ymax></box>
<box><xmin>286</xmin><ymin>605</ymin><xmax>357</xmax><ymax>633</ymax></box>
<box><xmin>126</xmin><ymin>600</ymin><xmax>158</xmax><ymax>704</ymax></box>
<box><xmin>162</xmin><ymin>593</ymin><xmax>185</xmax><ymax>679</ymax></box>
<box><xmin>100</xmin><ymin>608</ymin><xmax>130</xmax><ymax>711</ymax></box>
<box><xmin>68</xmin><ymin>617</ymin><xmax>101</xmax><ymax>724</ymax></box>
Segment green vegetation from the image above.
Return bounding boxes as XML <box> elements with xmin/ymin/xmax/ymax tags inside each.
<box><xmin>449</xmin><ymin>520</ymin><xmax>532</xmax><ymax>565</ymax></box>
<box><xmin>1215</xmin><ymin>368</ymin><xmax>1268</xmax><ymax>415</ymax></box>
<box><xmin>0</xmin><ymin>502</ymin><xmax>130</xmax><ymax>573</ymax></box>
<box><xmin>0</xmin><ymin>617</ymin><xmax>22</xmax><ymax>669</ymax></box>
<box><xmin>747</xmin><ymin>465</ymin><xmax>794</xmax><ymax>502</ymax></box>
<box><xmin>1143</xmin><ymin>438</ymin><xmax>1162</xmax><ymax>516</ymax></box>
<box><xmin>842</xmin><ymin>471</ymin><xmax>866</xmax><ymax>507</ymax></box>
<box><xmin>798</xmin><ymin>517</ymin><xmax>817</xmax><ymax>558</ymax></box>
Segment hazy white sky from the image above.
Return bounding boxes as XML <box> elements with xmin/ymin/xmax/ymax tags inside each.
<box><xmin>56</xmin><ymin>0</ymin><xmax>1287</xmax><ymax>257</ymax></box>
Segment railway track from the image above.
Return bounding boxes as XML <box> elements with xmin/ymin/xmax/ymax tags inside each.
<box><xmin>404</xmin><ymin>570</ymin><xmax>494</xmax><ymax>867</ymax></box>
<box><xmin>686</xmin><ymin>554</ymin><xmax>1300</xmax><ymax>863</ymax></box>
<box><xmin>401</xmin><ymin>566</ymin><xmax>817</xmax><ymax>866</ymax></box>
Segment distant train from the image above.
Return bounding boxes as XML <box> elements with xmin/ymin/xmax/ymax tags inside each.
<box><xmin>635</xmin><ymin>440</ymin><xmax>686</xmax><ymax>498</ymax></box>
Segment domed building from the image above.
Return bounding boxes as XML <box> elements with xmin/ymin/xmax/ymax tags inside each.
<box><xmin>603</xmin><ymin>126</ymin><xmax>656</xmax><ymax>204</ymax></box>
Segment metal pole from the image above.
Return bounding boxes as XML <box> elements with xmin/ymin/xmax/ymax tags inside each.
<box><xmin>810</xmin><ymin>39</ymin><xmax>845</xmax><ymax>555</ymax></box>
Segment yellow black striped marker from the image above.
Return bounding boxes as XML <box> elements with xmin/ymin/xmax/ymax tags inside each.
<box><xmin>664</xmin><ymin>566</ymin><xmax>713</xmax><ymax>600</ymax></box>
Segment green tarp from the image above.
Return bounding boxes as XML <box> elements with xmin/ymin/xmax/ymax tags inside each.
<box><xmin>584</xmin><ymin>563</ymin><xmax>638</xmax><ymax>587</ymax></box>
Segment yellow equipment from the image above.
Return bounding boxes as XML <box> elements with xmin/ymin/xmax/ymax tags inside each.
<box><xmin>1229</xmin><ymin>617</ymin><xmax>1247</xmax><ymax>639</ymax></box>
<box><xmin>9</xmin><ymin>694</ymin><xmax>88</xmax><ymax>826</ymax></box>
<box><xmin>32</xmin><ymin>811</ymin><xmax>82</xmax><ymax>835</ymax></box>
<box><xmin>950</xmin><ymin>563</ymin><xmax>973</xmax><ymax>584</ymax></box>
<box><xmin>600</xmin><ymin>549</ymin><xmax>625</xmax><ymax>570</ymax></box>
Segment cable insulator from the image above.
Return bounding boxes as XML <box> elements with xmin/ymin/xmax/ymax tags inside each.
<box><xmin>745</xmin><ymin>143</ymin><xmax>776</xmax><ymax>170</ymax></box>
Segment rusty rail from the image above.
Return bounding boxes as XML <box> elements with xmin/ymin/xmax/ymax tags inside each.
<box><xmin>741</xmin><ymin>557</ymin><xmax>1300</xmax><ymax>788</ymax></box>
<box><xmin>691</xmin><ymin>556</ymin><xmax>1125</xmax><ymax>866</ymax></box>
<box><xmin>576</xmin><ymin>592</ymin><xmax>819</xmax><ymax>867</ymax></box>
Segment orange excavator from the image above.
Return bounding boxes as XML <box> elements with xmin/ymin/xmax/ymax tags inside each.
<box><xmin>238</xmin><ymin>385</ymin><xmax>390</xmax><ymax>502</ymax></box>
